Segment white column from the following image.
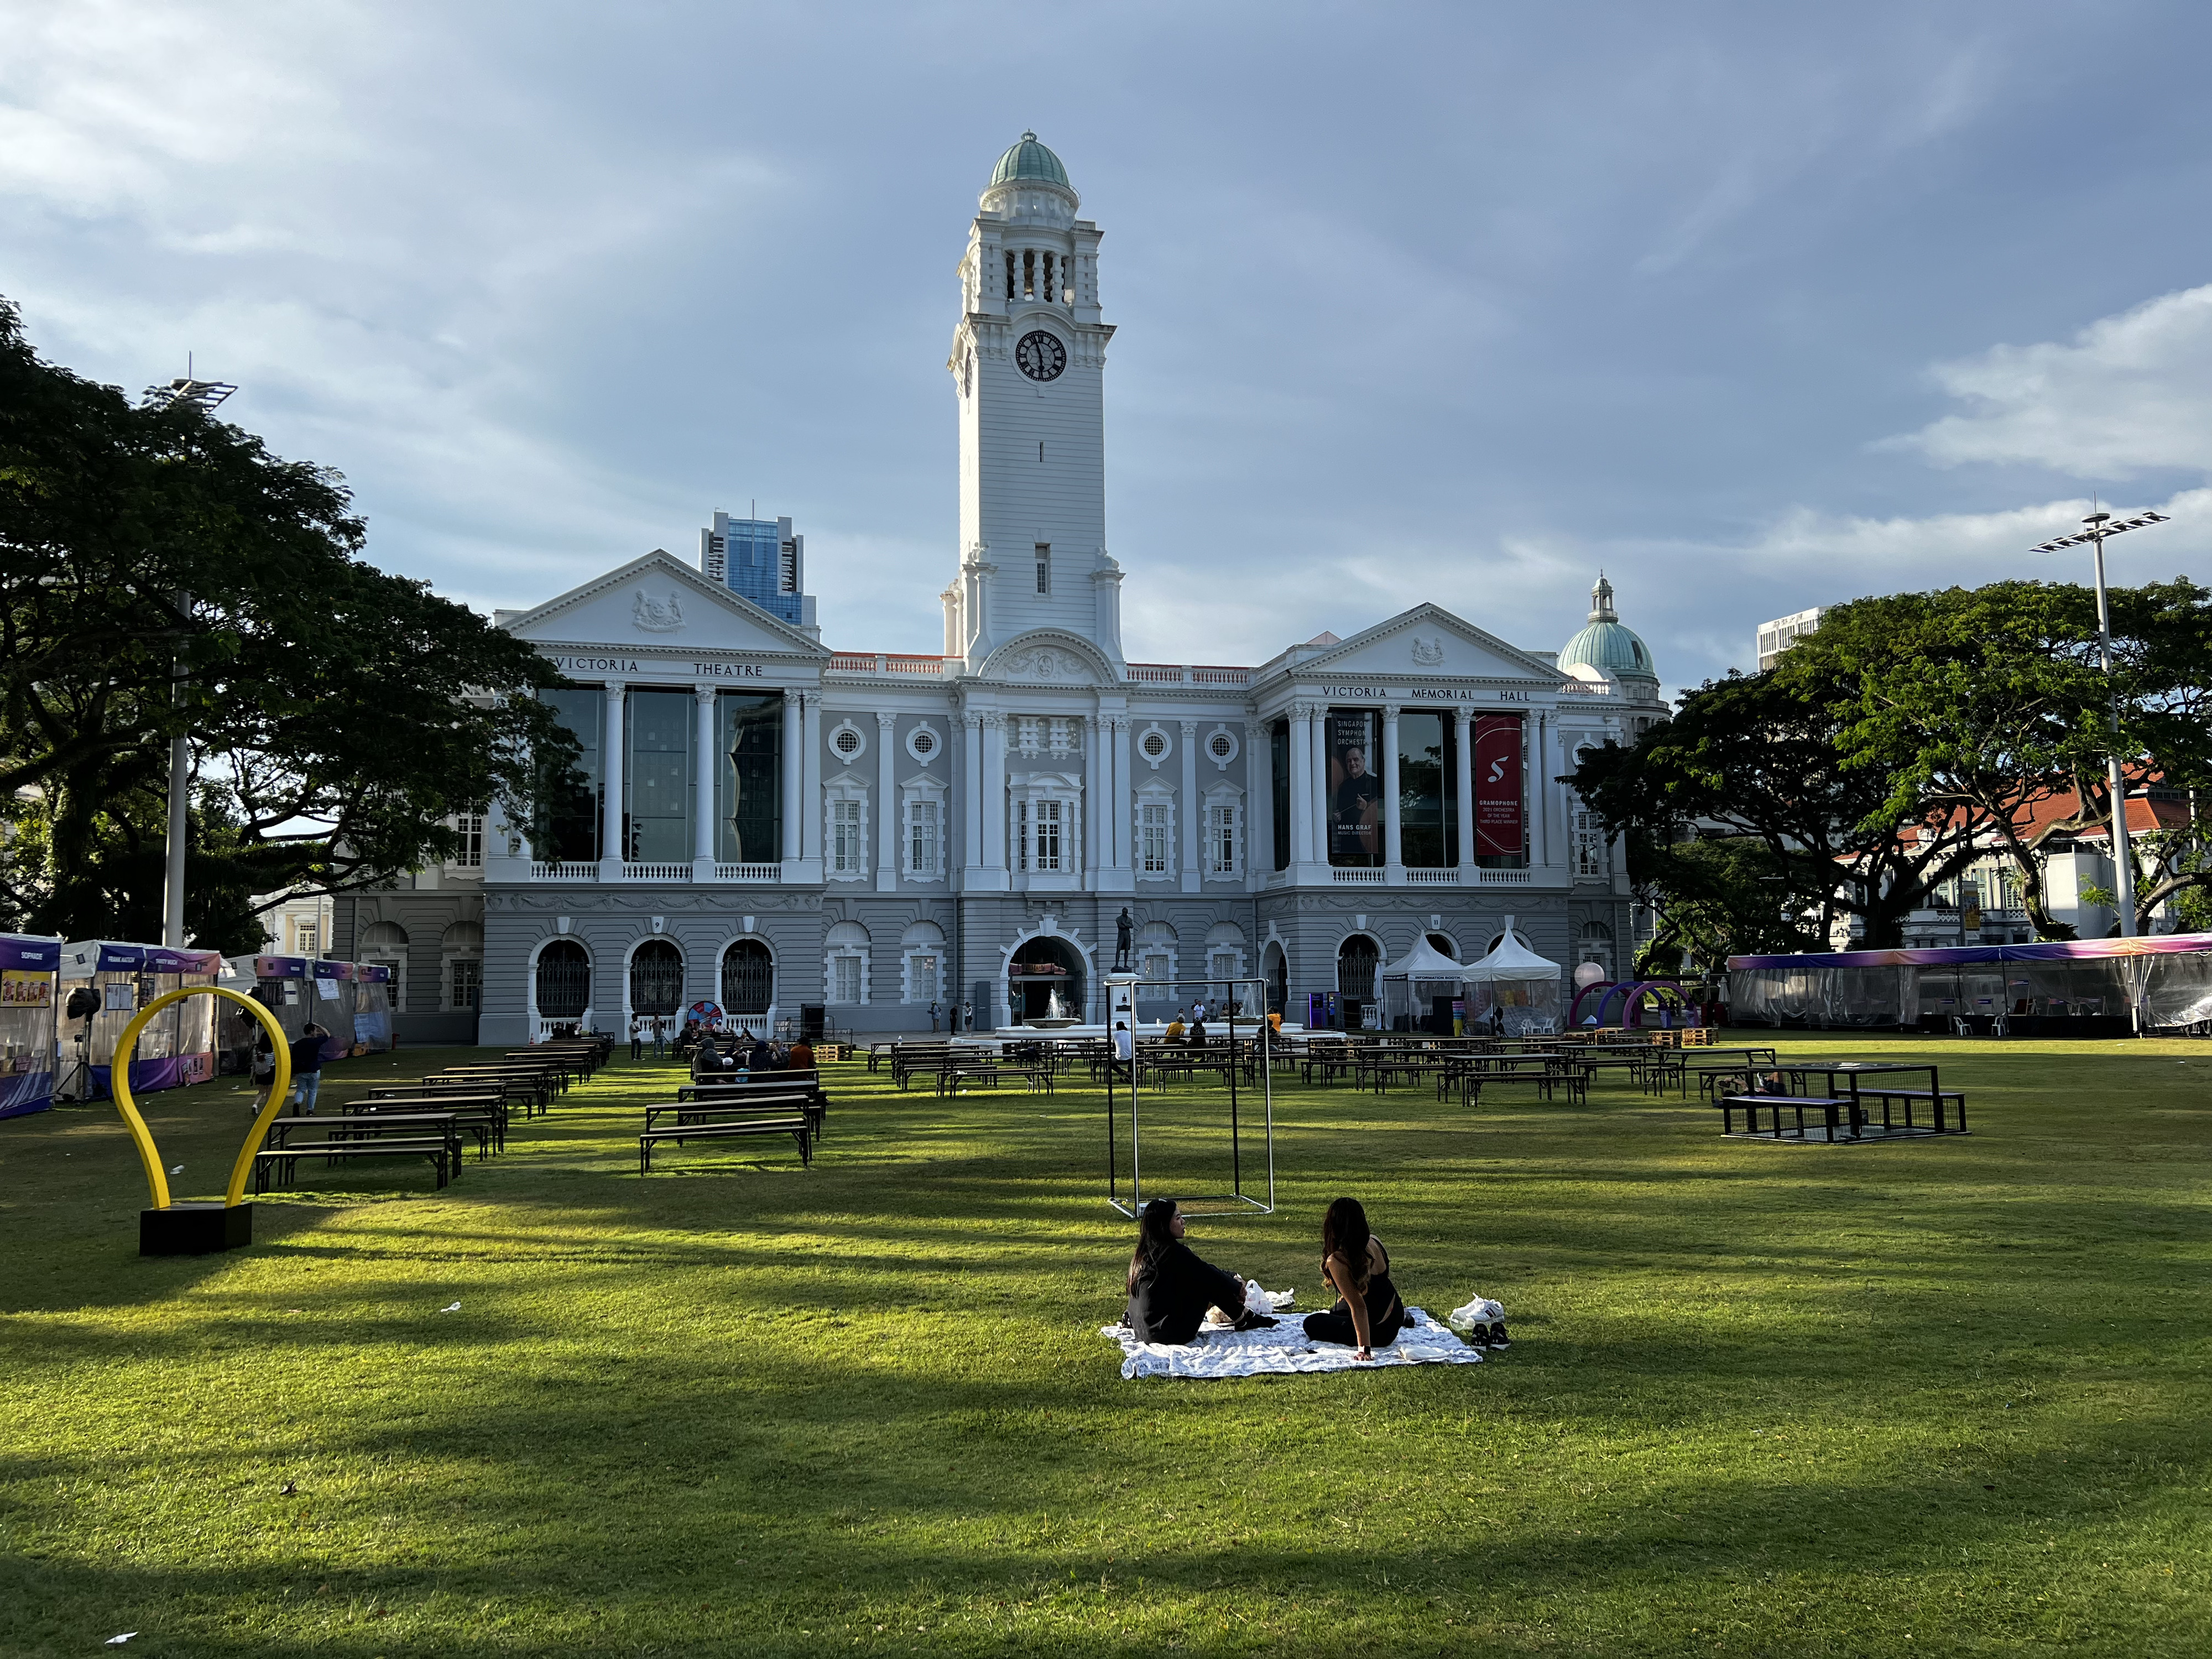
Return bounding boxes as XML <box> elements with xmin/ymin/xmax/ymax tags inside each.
<box><xmin>1301</xmin><ymin>708</ymin><xmax>1318</xmax><ymax>872</ymax></box>
<box><xmin>1383</xmin><ymin>703</ymin><xmax>1404</xmax><ymax>883</ymax></box>
<box><xmin>692</xmin><ymin>686</ymin><xmax>717</xmax><ymax>879</ymax></box>
<box><xmin>1247</xmin><ymin>721</ymin><xmax>1270</xmax><ymax>885</ymax></box>
<box><xmin>961</xmin><ymin>714</ymin><xmax>983</xmax><ymax>875</ymax></box>
<box><xmin>1530</xmin><ymin>712</ymin><xmax>1549</xmax><ymax>870</ymax></box>
<box><xmin>981</xmin><ymin>712</ymin><xmax>1007</xmax><ymax>879</ymax></box>
<box><xmin>1084</xmin><ymin>713</ymin><xmax>1102</xmax><ymax>880</ymax></box>
<box><xmin>1180</xmin><ymin>719</ymin><xmax>1200</xmax><ymax>893</ymax></box>
<box><xmin>875</xmin><ymin>711</ymin><xmax>898</xmax><ymax>890</ymax></box>
<box><xmin>1113</xmin><ymin>716</ymin><xmax>1134</xmax><ymax>877</ymax></box>
<box><xmin>780</xmin><ymin>691</ymin><xmax>802</xmax><ymax>873</ymax></box>
<box><xmin>1454</xmin><ymin>708</ymin><xmax>1477</xmax><ymax>879</ymax></box>
<box><xmin>800</xmin><ymin>693</ymin><xmax>822</xmax><ymax>875</ymax></box>
<box><xmin>599</xmin><ymin>683</ymin><xmax>626</xmax><ymax>878</ymax></box>
<box><xmin>1289</xmin><ymin>704</ymin><xmax>1314</xmax><ymax>868</ymax></box>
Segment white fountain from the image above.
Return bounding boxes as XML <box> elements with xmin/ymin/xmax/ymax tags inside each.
<box><xmin>1028</xmin><ymin>985</ymin><xmax>1078</xmax><ymax>1029</ymax></box>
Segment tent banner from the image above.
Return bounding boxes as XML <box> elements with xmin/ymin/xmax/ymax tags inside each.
<box><xmin>1473</xmin><ymin>715</ymin><xmax>1524</xmax><ymax>857</ymax></box>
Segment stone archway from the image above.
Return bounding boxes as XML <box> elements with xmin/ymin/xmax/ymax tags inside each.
<box><xmin>1007</xmin><ymin>932</ymin><xmax>1086</xmax><ymax>1026</ymax></box>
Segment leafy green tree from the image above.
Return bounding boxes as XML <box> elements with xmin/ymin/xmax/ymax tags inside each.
<box><xmin>1571</xmin><ymin>667</ymin><xmax>1985</xmax><ymax>950</ymax></box>
<box><xmin>1629</xmin><ymin>834</ymin><xmax>1832</xmax><ymax>975</ymax></box>
<box><xmin>1793</xmin><ymin>579</ymin><xmax>2212</xmax><ymax>938</ymax></box>
<box><xmin>0</xmin><ymin>296</ymin><xmax>576</xmax><ymax>943</ymax></box>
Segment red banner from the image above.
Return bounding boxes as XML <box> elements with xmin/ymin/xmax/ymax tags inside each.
<box><xmin>1473</xmin><ymin>715</ymin><xmax>1524</xmax><ymax>857</ymax></box>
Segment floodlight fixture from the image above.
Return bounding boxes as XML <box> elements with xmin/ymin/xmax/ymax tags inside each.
<box><xmin>2028</xmin><ymin>507</ymin><xmax>2173</xmax><ymax>938</ymax></box>
<box><xmin>142</xmin><ymin>375</ymin><xmax>237</xmax><ymax>414</ymax></box>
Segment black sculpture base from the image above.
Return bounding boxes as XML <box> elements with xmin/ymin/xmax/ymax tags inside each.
<box><xmin>141</xmin><ymin>1201</ymin><xmax>254</xmax><ymax>1256</ymax></box>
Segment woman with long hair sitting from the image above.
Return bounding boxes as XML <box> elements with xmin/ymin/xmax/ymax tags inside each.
<box><xmin>1302</xmin><ymin>1196</ymin><xmax>1407</xmax><ymax>1360</ymax></box>
<box><xmin>1124</xmin><ymin>1198</ymin><xmax>1261</xmax><ymax>1344</ymax></box>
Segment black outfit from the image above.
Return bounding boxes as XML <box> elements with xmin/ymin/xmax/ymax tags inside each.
<box><xmin>1303</xmin><ymin>1239</ymin><xmax>1407</xmax><ymax>1349</ymax></box>
<box><xmin>1332</xmin><ymin>771</ymin><xmax>1383</xmax><ymax>858</ymax></box>
<box><xmin>1125</xmin><ymin>1241</ymin><xmax>1245</xmax><ymax>1345</ymax></box>
<box><xmin>287</xmin><ymin>1034</ymin><xmax>324</xmax><ymax>1080</ymax></box>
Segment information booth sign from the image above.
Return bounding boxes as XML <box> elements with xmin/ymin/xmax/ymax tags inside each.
<box><xmin>0</xmin><ymin>934</ymin><xmax>61</xmax><ymax>1120</ymax></box>
<box><xmin>1105</xmin><ymin>973</ymin><xmax>1275</xmax><ymax>1220</ymax></box>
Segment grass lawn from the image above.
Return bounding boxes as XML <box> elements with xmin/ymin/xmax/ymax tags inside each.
<box><xmin>2</xmin><ymin>1032</ymin><xmax>2209</xmax><ymax>1657</ymax></box>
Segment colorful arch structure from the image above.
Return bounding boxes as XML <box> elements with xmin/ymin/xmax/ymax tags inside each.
<box><xmin>1568</xmin><ymin>979</ymin><xmax>1692</xmax><ymax>1030</ymax></box>
<box><xmin>112</xmin><ymin>985</ymin><xmax>291</xmax><ymax>1256</ymax></box>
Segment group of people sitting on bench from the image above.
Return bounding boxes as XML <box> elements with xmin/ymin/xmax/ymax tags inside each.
<box><xmin>1123</xmin><ymin>1194</ymin><xmax>1408</xmax><ymax>1362</ymax></box>
<box><xmin>690</xmin><ymin>1029</ymin><xmax>813</xmax><ymax>1079</ymax></box>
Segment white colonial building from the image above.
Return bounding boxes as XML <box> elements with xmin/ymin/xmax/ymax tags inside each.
<box><xmin>337</xmin><ymin>134</ymin><xmax>1662</xmax><ymax>1044</ymax></box>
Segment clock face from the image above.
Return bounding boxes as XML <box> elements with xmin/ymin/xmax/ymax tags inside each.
<box><xmin>1015</xmin><ymin>330</ymin><xmax>1067</xmax><ymax>382</ymax></box>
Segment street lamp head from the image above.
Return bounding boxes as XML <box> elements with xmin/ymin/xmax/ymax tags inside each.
<box><xmin>2085</xmin><ymin>510</ymin><xmax>2112</xmax><ymax>525</ymax></box>
<box><xmin>2028</xmin><ymin>509</ymin><xmax>2168</xmax><ymax>554</ymax></box>
<box><xmin>142</xmin><ymin>376</ymin><xmax>237</xmax><ymax>414</ymax></box>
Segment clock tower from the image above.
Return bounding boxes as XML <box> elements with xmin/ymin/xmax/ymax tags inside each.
<box><xmin>944</xmin><ymin>133</ymin><xmax>1123</xmax><ymax>672</ymax></box>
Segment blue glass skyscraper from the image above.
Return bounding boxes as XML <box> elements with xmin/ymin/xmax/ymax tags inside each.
<box><xmin>700</xmin><ymin>511</ymin><xmax>816</xmax><ymax>630</ymax></box>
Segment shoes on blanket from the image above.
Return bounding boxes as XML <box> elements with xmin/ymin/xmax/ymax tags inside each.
<box><xmin>1229</xmin><ymin>1308</ymin><xmax>1279</xmax><ymax>1332</ymax></box>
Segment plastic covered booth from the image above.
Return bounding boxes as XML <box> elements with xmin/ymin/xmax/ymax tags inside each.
<box><xmin>1380</xmin><ymin>937</ymin><xmax>1473</xmax><ymax>1032</ymax></box>
<box><xmin>1462</xmin><ymin>931</ymin><xmax>1564</xmax><ymax>1036</ymax></box>
<box><xmin>1728</xmin><ymin>934</ymin><xmax>2212</xmax><ymax>1036</ymax></box>
<box><xmin>0</xmin><ymin>934</ymin><xmax>62</xmax><ymax>1120</ymax></box>
<box><xmin>221</xmin><ymin>956</ymin><xmax>366</xmax><ymax>1072</ymax></box>
<box><xmin>353</xmin><ymin>963</ymin><xmax>394</xmax><ymax>1052</ymax></box>
<box><xmin>57</xmin><ymin>941</ymin><xmax>227</xmax><ymax>1100</ymax></box>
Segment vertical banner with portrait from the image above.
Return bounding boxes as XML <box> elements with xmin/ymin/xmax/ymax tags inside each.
<box><xmin>1473</xmin><ymin>714</ymin><xmax>1525</xmax><ymax>857</ymax></box>
<box><xmin>1327</xmin><ymin>708</ymin><xmax>1383</xmax><ymax>866</ymax></box>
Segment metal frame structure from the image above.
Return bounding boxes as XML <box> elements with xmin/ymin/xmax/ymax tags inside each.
<box><xmin>1103</xmin><ymin>972</ymin><xmax>1275</xmax><ymax>1219</ymax></box>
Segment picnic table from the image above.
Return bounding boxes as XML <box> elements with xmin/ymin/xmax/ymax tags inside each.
<box><xmin>938</xmin><ymin>1062</ymin><xmax>1053</xmax><ymax>1097</ymax></box>
<box><xmin>1717</xmin><ymin>1060</ymin><xmax>1966</xmax><ymax>1141</ymax></box>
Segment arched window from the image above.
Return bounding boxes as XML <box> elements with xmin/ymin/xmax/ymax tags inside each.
<box><xmin>1337</xmin><ymin>936</ymin><xmax>1380</xmax><ymax>1001</ymax></box>
<box><xmin>722</xmin><ymin>939</ymin><xmax>773</xmax><ymax>1017</ymax></box>
<box><xmin>442</xmin><ymin>920</ymin><xmax>483</xmax><ymax>1013</ymax></box>
<box><xmin>535</xmin><ymin>939</ymin><xmax>590</xmax><ymax>1020</ymax></box>
<box><xmin>359</xmin><ymin>920</ymin><xmax>408</xmax><ymax>1010</ymax></box>
<box><xmin>629</xmin><ymin>938</ymin><xmax>685</xmax><ymax>1016</ymax></box>
<box><xmin>1204</xmin><ymin>921</ymin><xmax>1246</xmax><ymax>989</ymax></box>
<box><xmin>826</xmin><ymin>920</ymin><xmax>870</xmax><ymax>1005</ymax></box>
<box><xmin>1136</xmin><ymin>921</ymin><xmax>1177</xmax><ymax>985</ymax></box>
<box><xmin>1264</xmin><ymin>941</ymin><xmax>1288</xmax><ymax>1014</ymax></box>
<box><xmin>1425</xmin><ymin>931</ymin><xmax>1459</xmax><ymax>960</ymax></box>
<box><xmin>901</xmin><ymin>921</ymin><xmax>946</xmax><ymax>1005</ymax></box>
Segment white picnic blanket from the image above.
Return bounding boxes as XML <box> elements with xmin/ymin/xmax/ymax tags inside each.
<box><xmin>1101</xmin><ymin>1306</ymin><xmax>1484</xmax><ymax>1380</ymax></box>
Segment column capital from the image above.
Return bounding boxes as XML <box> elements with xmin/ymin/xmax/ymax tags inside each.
<box><xmin>606</xmin><ymin>680</ymin><xmax>627</xmax><ymax>700</ymax></box>
<box><xmin>694</xmin><ymin>684</ymin><xmax>717</xmax><ymax>705</ymax></box>
<box><xmin>1178</xmin><ymin>718</ymin><xmax>1198</xmax><ymax>738</ymax></box>
<box><xmin>1383</xmin><ymin>702</ymin><xmax>1401</xmax><ymax>719</ymax></box>
<box><xmin>875</xmin><ymin>709</ymin><xmax>898</xmax><ymax>730</ymax></box>
<box><xmin>980</xmin><ymin>710</ymin><xmax>1004</xmax><ymax>729</ymax></box>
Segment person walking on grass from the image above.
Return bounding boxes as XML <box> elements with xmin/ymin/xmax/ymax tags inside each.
<box><xmin>288</xmin><ymin>1024</ymin><xmax>328</xmax><ymax>1117</ymax></box>
<box><xmin>630</xmin><ymin>1016</ymin><xmax>645</xmax><ymax>1061</ymax></box>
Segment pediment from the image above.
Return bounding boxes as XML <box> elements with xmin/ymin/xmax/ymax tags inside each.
<box><xmin>1301</xmin><ymin>605</ymin><xmax>1556</xmax><ymax>682</ymax></box>
<box><xmin>502</xmin><ymin>550</ymin><xmax>828</xmax><ymax>658</ymax></box>
<box><xmin>980</xmin><ymin>630</ymin><xmax>1113</xmax><ymax>686</ymax></box>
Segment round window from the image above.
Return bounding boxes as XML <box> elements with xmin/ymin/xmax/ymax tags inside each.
<box><xmin>912</xmin><ymin>729</ymin><xmax>935</xmax><ymax>755</ymax></box>
<box><xmin>1208</xmin><ymin>733</ymin><xmax>1234</xmax><ymax>759</ymax></box>
<box><xmin>832</xmin><ymin>726</ymin><xmax>863</xmax><ymax>757</ymax></box>
<box><xmin>1140</xmin><ymin>731</ymin><xmax>1168</xmax><ymax>760</ymax></box>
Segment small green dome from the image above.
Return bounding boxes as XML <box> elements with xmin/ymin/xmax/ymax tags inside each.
<box><xmin>990</xmin><ymin>131</ymin><xmax>1071</xmax><ymax>189</ymax></box>
<box><xmin>1558</xmin><ymin>573</ymin><xmax>1658</xmax><ymax>682</ymax></box>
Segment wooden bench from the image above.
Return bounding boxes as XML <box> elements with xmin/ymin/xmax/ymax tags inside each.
<box><xmin>646</xmin><ymin>1095</ymin><xmax>825</xmax><ymax>1140</ymax></box>
<box><xmin>940</xmin><ymin>1063</ymin><xmax>1053</xmax><ymax>1096</ymax></box>
<box><xmin>1716</xmin><ymin>1090</ymin><xmax>1967</xmax><ymax>1141</ymax></box>
<box><xmin>255</xmin><ymin>1136</ymin><xmax>454</xmax><ymax>1191</ymax></box>
<box><xmin>337</xmin><ymin>1102</ymin><xmax>504</xmax><ymax>1156</ymax></box>
<box><xmin>638</xmin><ymin>1115</ymin><xmax>812</xmax><ymax>1173</ymax></box>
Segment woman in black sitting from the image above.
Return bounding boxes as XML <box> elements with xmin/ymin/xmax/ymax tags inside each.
<box><xmin>1302</xmin><ymin>1196</ymin><xmax>1407</xmax><ymax>1360</ymax></box>
<box><xmin>1124</xmin><ymin>1198</ymin><xmax>1261</xmax><ymax>1344</ymax></box>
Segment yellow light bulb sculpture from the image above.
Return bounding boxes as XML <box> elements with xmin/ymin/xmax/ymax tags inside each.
<box><xmin>113</xmin><ymin>985</ymin><xmax>292</xmax><ymax>1255</ymax></box>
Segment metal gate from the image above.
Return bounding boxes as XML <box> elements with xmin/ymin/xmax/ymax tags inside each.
<box><xmin>629</xmin><ymin>941</ymin><xmax>685</xmax><ymax>1016</ymax></box>
<box><xmin>721</xmin><ymin>940</ymin><xmax>773</xmax><ymax>1014</ymax></box>
<box><xmin>1337</xmin><ymin>940</ymin><xmax>1378</xmax><ymax>998</ymax></box>
<box><xmin>535</xmin><ymin>942</ymin><xmax>591</xmax><ymax>1019</ymax></box>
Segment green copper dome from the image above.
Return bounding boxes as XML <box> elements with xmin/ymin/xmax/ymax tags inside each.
<box><xmin>990</xmin><ymin>131</ymin><xmax>1071</xmax><ymax>189</ymax></box>
<box><xmin>1557</xmin><ymin>573</ymin><xmax>1659</xmax><ymax>683</ymax></box>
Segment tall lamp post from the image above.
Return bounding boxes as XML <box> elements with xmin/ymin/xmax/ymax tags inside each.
<box><xmin>141</xmin><ymin>369</ymin><xmax>237</xmax><ymax>948</ymax></box>
<box><xmin>2030</xmin><ymin>508</ymin><xmax>2169</xmax><ymax>938</ymax></box>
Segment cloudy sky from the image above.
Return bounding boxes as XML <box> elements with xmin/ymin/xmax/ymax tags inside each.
<box><xmin>6</xmin><ymin>1</ymin><xmax>2210</xmax><ymax>693</ymax></box>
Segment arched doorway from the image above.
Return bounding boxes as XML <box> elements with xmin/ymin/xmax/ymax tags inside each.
<box><xmin>535</xmin><ymin>939</ymin><xmax>591</xmax><ymax>1022</ymax></box>
<box><xmin>1337</xmin><ymin>936</ymin><xmax>1379</xmax><ymax>1026</ymax></box>
<box><xmin>629</xmin><ymin>939</ymin><xmax>685</xmax><ymax>1018</ymax></box>
<box><xmin>721</xmin><ymin>940</ymin><xmax>773</xmax><ymax>1025</ymax></box>
<box><xmin>1008</xmin><ymin>933</ymin><xmax>1084</xmax><ymax>1025</ymax></box>
<box><xmin>1263</xmin><ymin>941</ymin><xmax>1288</xmax><ymax>1015</ymax></box>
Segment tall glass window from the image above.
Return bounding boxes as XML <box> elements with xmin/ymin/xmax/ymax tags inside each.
<box><xmin>536</xmin><ymin>688</ymin><xmax>603</xmax><ymax>863</ymax></box>
<box><xmin>1270</xmin><ymin>719</ymin><xmax>1290</xmax><ymax>870</ymax></box>
<box><xmin>1327</xmin><ymin>708</ymin><xmax>1383</xmax><ymax>868</ymax></box>
<box><xmin>624</xmin><ymin>690</ymin><xmax>695</xmax><ymax>863</ymax></box>
<box><xmin>1396</xmin><ymin>710</ymin><xmax>1457</xmax><ymax>868</ymax></box>
<box><xmin>716</xmin><ymin>694</ymin><xmax>784</xmax><ymax>864</ymax></box>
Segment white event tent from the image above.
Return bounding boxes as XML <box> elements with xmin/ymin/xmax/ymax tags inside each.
<box><xmin>1460</xmin><ymin>925</ymin><xmax>1565</xmax><ymax>1035</ymax></box>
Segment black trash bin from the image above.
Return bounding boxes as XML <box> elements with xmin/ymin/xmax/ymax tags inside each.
<box><xmin>800</xmin><ymin>1003</ymin><xmax>825</xmax><ymax>1040</ymax></box>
